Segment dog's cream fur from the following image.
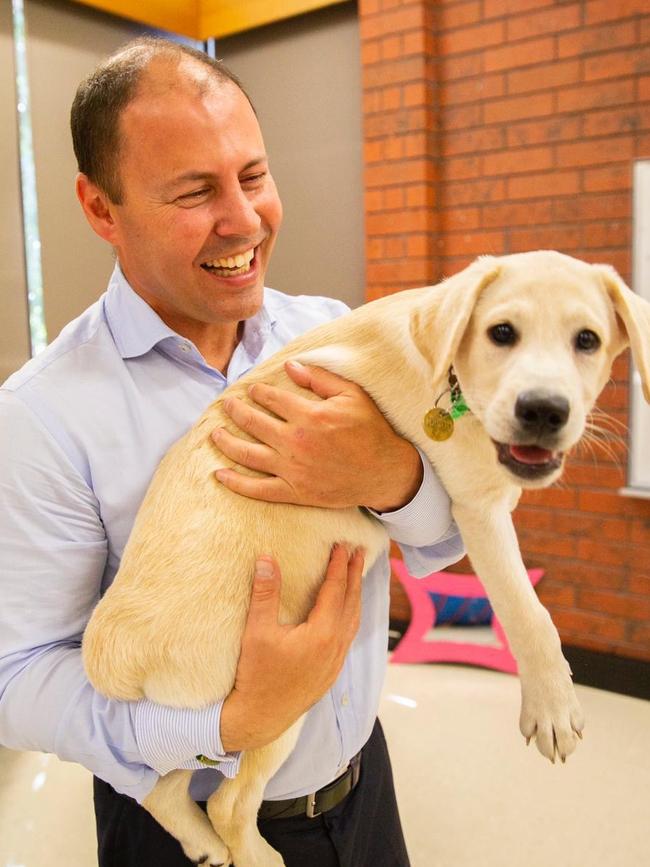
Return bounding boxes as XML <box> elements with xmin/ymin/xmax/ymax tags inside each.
<box><xmin>83</xmin><ymin>251</ymin><xmax>650</xmax><ymax>866</ymax></box>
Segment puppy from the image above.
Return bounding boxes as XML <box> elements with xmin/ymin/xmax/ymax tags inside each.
<box><xmin>83</xmin><ymin>251</ymin><xmax>650</xmax><ymax>866</ymax></box>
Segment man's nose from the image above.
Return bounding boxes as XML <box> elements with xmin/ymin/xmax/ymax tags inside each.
<box><xmin>213</xmin><ymin>187</ymin><xmax>261</xmax><ymax>237</ymax></box>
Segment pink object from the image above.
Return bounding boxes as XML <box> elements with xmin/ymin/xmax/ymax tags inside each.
<box><xmin>390</xmin><ymin>559</ymin><xmax>544</xmax><ymax>674</ymax></box>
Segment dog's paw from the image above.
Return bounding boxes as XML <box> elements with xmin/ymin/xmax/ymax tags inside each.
<box><xmin>183</xmin><ymin>834</ymin><xmax>231</xmax><ymax>867</ymax></box>
<box><xmin>518</xmin><ymin>660</ymin><xmax>585</xmax><ymax>763</ymax></box>
<box><xmin>230</xmin><ymin>837</ymin><xmax>285</xmax><ymax>867</ymax></box>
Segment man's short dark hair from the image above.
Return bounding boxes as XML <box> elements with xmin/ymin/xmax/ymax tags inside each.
<box><xmin>70</xmin><ymin>37</ymin><xmax>252</xmax><ymax>204</ymax></box>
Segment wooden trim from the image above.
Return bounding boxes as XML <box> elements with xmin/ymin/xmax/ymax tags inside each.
<box><xmin>68</xmin><ymin>0</ymin><xmax>348</xmax><ymax>40</ymax></box>
<box><xmin>199</xmin><ymin>0</ymin><xmax>349</xmax><ymax>39</ymax></box>
<box><xmin>70</xmin><ymin>0</ymin><xmax>201</xmax><ymax>36</ymax></box>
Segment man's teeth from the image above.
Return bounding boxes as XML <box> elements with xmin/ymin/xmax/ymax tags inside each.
<box><xmin>203</xmin><ymin>248</ymin><xmax>255</xmax><ymax>274</ymax></box>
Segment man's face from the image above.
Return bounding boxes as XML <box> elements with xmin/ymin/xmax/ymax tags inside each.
<box><xmin>107</xmin><ymin>62</ymin><xmax>283</xmax><ymax>330</ymax></box>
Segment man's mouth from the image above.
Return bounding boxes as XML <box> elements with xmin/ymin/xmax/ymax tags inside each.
<box><xmin>494</xmin><ymin>441</ymin><xmax>564</xmax><ymax>480</ymax></box>
<box><xmin>200</xmin><ymin>246</ymin><xmax>256</xmax><ymax>277</ymax></box>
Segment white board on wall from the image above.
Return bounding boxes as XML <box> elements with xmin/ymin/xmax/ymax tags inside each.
<box><xmin>626</xmin><ymin>160</ymin><xmax>650</xmax><ymax>495</ymax></box>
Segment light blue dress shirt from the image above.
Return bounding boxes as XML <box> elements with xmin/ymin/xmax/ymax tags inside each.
<box><xmin>0</xmin><ymin>265</ymin><xmax>464</xmax><ymax>804</ymax></box>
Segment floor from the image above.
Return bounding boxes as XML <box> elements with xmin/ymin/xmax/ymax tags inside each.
<box><xmin>1</xmin><ymin>661</ymin><xmax>648</xmax><ymax>867</ymax></box>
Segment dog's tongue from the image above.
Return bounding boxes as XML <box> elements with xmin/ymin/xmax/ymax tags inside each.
<box><xmin>509</xmin><ymin>445</ymin><xmax>554</xmax><ymax>465</ymax></box>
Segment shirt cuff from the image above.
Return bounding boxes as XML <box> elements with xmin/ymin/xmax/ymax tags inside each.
<box><xmin>367</xmin><ymin>446</ymin><xmax>455</xmax><ymax>548</ymax></box>
<box><xmin>133</xmin><ymin>699</ymin><xmax>242</xmax><ymax>779</ymax></box>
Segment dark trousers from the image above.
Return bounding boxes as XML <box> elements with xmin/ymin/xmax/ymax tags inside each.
<box><xmin>94</xmin><ymin>719</ymin><xmax>410</xmax><ymax>867</ymax></box>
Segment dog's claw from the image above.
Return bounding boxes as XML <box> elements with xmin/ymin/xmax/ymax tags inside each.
<box><xmin>526</xmin><ymin>736</ymin><xmax>531</xmax><ymax>746</ymax></box>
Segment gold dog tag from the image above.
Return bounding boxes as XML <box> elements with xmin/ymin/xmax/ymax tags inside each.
<box><xmin>423</xmin><ymin>407</ymin><xmax>454</xmax><ymax>441</ymax></box>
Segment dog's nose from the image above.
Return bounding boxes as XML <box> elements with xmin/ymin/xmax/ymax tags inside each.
<box><xmin>515</xmin><ymin>391</ymin><xmax>570</xmax><ymax>435</ymax></box>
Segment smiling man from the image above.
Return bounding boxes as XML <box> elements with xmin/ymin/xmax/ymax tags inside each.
<box><xmin>0</xmin><ymin>38</ymin><xmax>464</xmax><ymax>867</ymax></box>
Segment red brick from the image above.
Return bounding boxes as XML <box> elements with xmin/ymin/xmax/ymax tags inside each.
<box><xmin>444</xmin><ymin>177</ymin><xmax>507</xmax><ymax>206</ymax></box>
<box><xmin>383</xmin><ymin>186</ymin><xmax>405</xmax><ymax>210</ymax></box>
<box><xmin>507</xmin><ymin>170</ymin><xmax>580</xmax><ymax>200</ymax></box>
<box><xmin>507</xmin><ymin>59</ymin><xmax>582</xmax><ymax>95</ymax></box>
<box><xmin>630</xmin><ymin>517</ymin><xmax>650</xmax><ymax>545</ymax></box>
<box><xmin>440</xmin><ymin>206</ymin><xmax>482</xmax><ymax>231</ymax></box>
<box><xmin>366</xmin><ymin>206</ymin><xmax>433</xmax><ymax>234</ymax></box>
<box><xmin>627</xmin><ymin>622</ymin><xmax>650</xmax><ymax>655</ymax></box>
<box><xmin>444</xmin><ymin>229</ymin><xmax>506</xmax><ymax>256</ymax></box>
<box><xmin>579</xmin><ymin>589</ymin><xmax>650</xmax><ymax>619</ymax></box>
<box><xmin>484</xmin><ymin>0</ymin><xmax>555</xmax><ymax>17</ymax></box>
<box><xmin>405</xmin><ymin>183</ymin><xmax>436</xmax><ymax>208</ymax></box>
<box><xmin>546</xmin><ymin>561</ymin><xmax>627</xmax><ymax>591</ymax></box>
<box><xmin>523</xmin><ymin>487</ymin><xmax>578</xmax><ymax>509</ymax></box>
<box><xmin>439</xmin><ymin>20</ymin><xmax>505</xmax><ymax>56</ymax></box>
<box><xmin>583</xmin><ymin>164</ymin><xmax>634</xmax><ymax>193</ymax></box>
<box><xmin>360</xmin><ymin>4</ymin><xmax>428</xmax><ymax>40</ymax></box>
<box><xmin>442</xmin><ymin>52</ymin><xmax>483</xmax><ymax>81</ymax></box>
<box><xmin>640</xmin><ymin>75</ymin><xmax>650</xmax><ymax>102</ymax></box>
<box><xmin>402</xmin><ymin>29</ymin><xmax>437</xmax><ymax>57</ymax></box>
<box><xmin>628</xmin><ymin>572</ymin><xmax>650</xmax><ymax>594</ymax></box>
<box><xmin>538</xmin><ymin>582</ymin><xmax>578</xmax><ymax>608</ymax></box>
<box><xmin>583</xmin><ymin>221</ymin><xmax>631</xmax><ymax>249</ymax></box>
<box><xmin>552</xmin><ymin>608</ymin><xmax>626</xmax><ymax>640</ymax></box>
<box><xmin>440</xmin><ymin>73</ymin><xmax>506</xmax><ymax>106</ymax></box>
<box><xmin>557</xmin><ymin>78</ymin><xmax>636</xmax><ymax>112</ymax></box>
<box><xmin>484</xmin><ymin>36</ymin><xmax>555</xmax><ymax>73</ymax></box>
<box><xmin>518</xmin><ymin>531</ymin><xmax>577</xmax><ymax>559</ymax></box>
<box><xmin>439</xmin><ymin>0</ymin><xmax>482</xmax><ymax>30</ymax></box>
<box><xmin>506</xmin><ymin>3</ymin><xmax>581</xmax><ymax>41</ymax></box>
<box><xmin>443</xmin><ymin>103</ymin><xmax>483</xmax><ymax>130</ymax></box>
<box><xmin>584</xmin><ymin>47</ymin><xmax>650</xmax><ymax>82</ymax></box>
<box><xmin>556</xmin><ymin>136</ymin><xmax>636</xmax><ymax>168</ymax></box>
<box><xmin>507</xmin><ymin>115</ymin><xmax>582</xmax><ymax>148</ymax></box>
<box><xmin>444</xmin><ymin>154</ymin><xmax>482</xmax><ymax>181</ymax></box>
<box><xmin>586</xmin><ymin>0</ymin><xmax>650</xmax><ymax>26</ymax></box>
<box><xmin>442</xmin><ymin>126</ymin><xmax>505</xmax><ymax>157</ymax></box>
<box><xmin>509</xmin><ymin>225</ymin><xmax>582</xmax><ymax>253</ymax></box>
<box><xmin>482</xmin><ymin>199</ymin><xmax>554</xmax><ymax>227</ymax></box>
<box><xmin>484</xmin><ymin>91</ymin><xmax>555</xmax><ymax>123</ymax></box>
<box><xmin>557</xmin><ymin>20</ymin><xmax>637</xmax><ymax>58</ymax></box>
<box><xmin>483</xmin><ymin>146</ymin><xmax>554</xmax><ymax>176</ymax></box>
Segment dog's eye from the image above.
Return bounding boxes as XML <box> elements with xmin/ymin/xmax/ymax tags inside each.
<box><xmin>575</xmin><ymin>329</ymin><xmax>601</xmax><ymax>352</ymax></box>
<box><xmin>488</xmin><ymin>323</ymin><xmax>517</xmax><ymax>346</ymax></box>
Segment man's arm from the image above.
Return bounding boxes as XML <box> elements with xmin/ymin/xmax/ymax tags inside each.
<box><xmin>212</xmin><ymin>361</ymin><xmax>425</xmax><ymax>512</ymax></box>
<box><xmin>0</xmin><ymin>392</ymin><xmax>364</xmax><ymax>795</ymax></box>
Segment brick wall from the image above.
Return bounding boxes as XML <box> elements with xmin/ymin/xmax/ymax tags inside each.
<box><xmin>360</xmin><ymin>0</ymin><xmax>650</xmax><ymax>661</ymax></box>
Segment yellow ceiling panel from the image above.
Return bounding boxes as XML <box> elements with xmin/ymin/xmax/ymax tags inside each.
<box><xmin>69</xmin><ymin>0</ymin><xmax>347</xmax><ymax>40</ymax></box>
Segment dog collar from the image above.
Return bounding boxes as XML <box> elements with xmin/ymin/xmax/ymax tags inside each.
<box><xmin>423</xmin><ymin>367</ymin><xmax>469</xmax><ymax>441</ymax></box>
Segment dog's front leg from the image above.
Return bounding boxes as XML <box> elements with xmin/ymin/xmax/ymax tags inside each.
<box><xmin>453</xmin><ymin>503</ymin><xmax>585</xmax><ymax>762</ymax></box>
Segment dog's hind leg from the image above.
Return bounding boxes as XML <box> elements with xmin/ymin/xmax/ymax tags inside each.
<box><xmin>206</xmin><ymin>720</ymin><xmax>304</xmax><ymax>867</ymax></box>
<box><xmin>143</xmin><ymin>769</ymin><xmax>231</xmax><ymax>866</ymax></box>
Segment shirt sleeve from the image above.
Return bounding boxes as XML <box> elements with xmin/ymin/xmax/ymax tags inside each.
<box><xmin>0</xmin><ymin>391</ymin><xmax>239</xmax><ymax>803</ymax></box>
<box><xmin>367</xmin><ymin>446</ymin><xmax>465</xmax><ymax>577</ymax></box>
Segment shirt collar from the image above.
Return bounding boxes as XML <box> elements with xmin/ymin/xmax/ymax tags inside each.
<box><xmin>103</xmin><ymin>263</ymin><xmax>277</xmax><ymax>364</ymax></box>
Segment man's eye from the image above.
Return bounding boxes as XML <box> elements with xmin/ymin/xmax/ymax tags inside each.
<box><xmin>241</xmin><ymin>172</ymin><xmax>266</xmax><ymax>186</ymax></box>
<box><xmin>179</xmin><ymin>188</ymin><xmax>210</xmax><ymax>201</ymax></box>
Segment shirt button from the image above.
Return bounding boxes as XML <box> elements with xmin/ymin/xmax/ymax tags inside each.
<box><xmin>341</xmin><ymin>693</ymin><xmax>349</xmax><ymax>707</ymax></box>
<box><xmin>181</xmin><ymin>343</ymin><xmax>192</xmax><ymax>353</ymax></box>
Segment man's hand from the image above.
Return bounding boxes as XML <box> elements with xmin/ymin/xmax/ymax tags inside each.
<box><xmin>220</xmin><ymin>545</ymin><xmax>364</xmax><ymax>752</ymax></box>
<box><xmin>212</xmin><ymin>361</ymin><xmax>423</xmax><ymax>512</ymax></box>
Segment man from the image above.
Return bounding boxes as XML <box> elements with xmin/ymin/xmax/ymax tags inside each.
<box><xmin>0</xmin><ymin>38</ymin><xmax>463</xmax><ymax>866</ymax></box>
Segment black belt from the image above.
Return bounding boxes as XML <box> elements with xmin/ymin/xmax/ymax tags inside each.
<box><xmin>257</xmin><ymin>750</ymin><xmax>362</xmax><ymax>820</ymax></box>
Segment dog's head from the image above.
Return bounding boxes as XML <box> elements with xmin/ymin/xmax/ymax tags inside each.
<box><xmin>411</xmin><ymin>251</ymin><xmax>650</xmax><ymax>488</ymax></box>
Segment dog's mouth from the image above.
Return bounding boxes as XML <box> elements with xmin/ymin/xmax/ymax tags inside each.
<box><xmin>494</xmin><ymin>441</ymin><xmax>564</xmax><ymax>480</ymax></box>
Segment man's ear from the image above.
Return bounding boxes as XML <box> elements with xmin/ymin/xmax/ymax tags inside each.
<box><xmin>76</xmin><ymin>173</ymin><xmax>119</xmax><ymax>245</ymax></box>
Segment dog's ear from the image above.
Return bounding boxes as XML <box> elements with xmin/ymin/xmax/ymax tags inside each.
<box><xmin>597</xmin><ymin>265</ymin><xmax>650</xmax><ymax>402</ymax></box>
<box><xmin>410</xmin><ymin>256</ymin><xmax>501</xmax><ymax>385</ymax></box>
